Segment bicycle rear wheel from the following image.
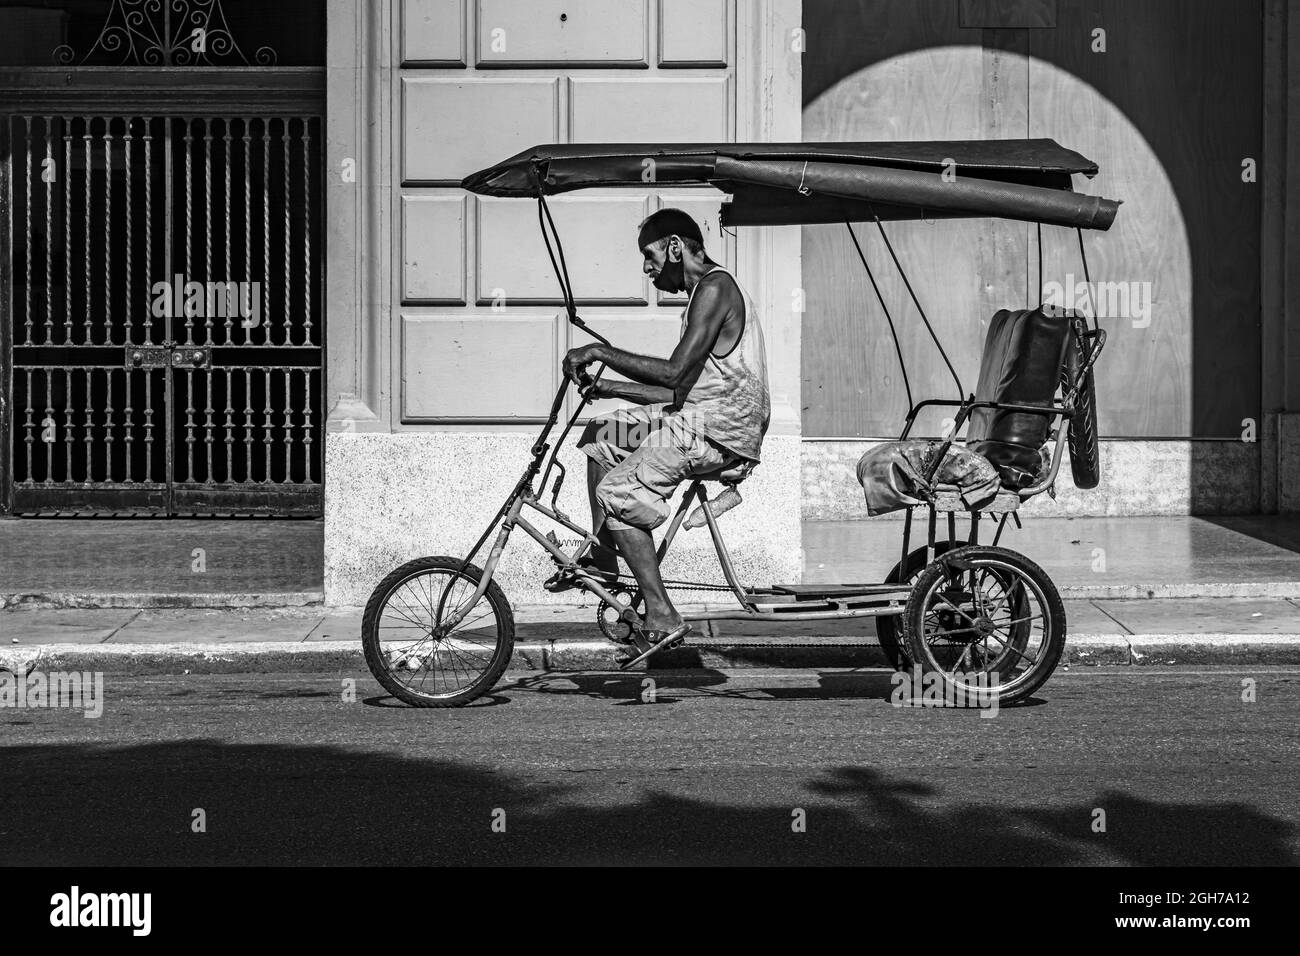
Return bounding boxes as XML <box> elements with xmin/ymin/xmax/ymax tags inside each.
<box><xmin>902</xmin><ymin>545</ymin><xmax>1066</xmax><ymax>706</ymax></box>
<box><xmin>362</xmin><ymin>556</ymin><xmax>515</xmax><ymax>707</ymax></box>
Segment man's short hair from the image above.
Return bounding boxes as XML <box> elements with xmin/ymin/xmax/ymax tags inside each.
<box><xmin>637</xmin><ymin>208</ymin><xmax>705</xmax><ymax>255</ymax></box>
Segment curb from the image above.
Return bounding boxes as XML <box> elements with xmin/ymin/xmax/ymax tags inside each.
<box><xmin>1059</xmin><ymin>583</ymin><xmax>1300</xmax><ymax>600</ymax></box>
<box><xmin>2</xmin><ymin>634</ymin><xmax>1299</xmax><ymax>676</ymax></box>
<box><xmin>5</xmin><ymin>581</ymin><xmax>1300</xmax><ymax>609</ymax></box>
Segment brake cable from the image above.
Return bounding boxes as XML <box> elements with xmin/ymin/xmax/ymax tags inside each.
<box><xmin>535</xmin><ymin>191</ymin><xmax>610</xmax><ymax>500</ymax></box>
<box><xmin>444</xmin><ymin>183</ymin><xmax>599</xmax><ymax>579</ymax></box>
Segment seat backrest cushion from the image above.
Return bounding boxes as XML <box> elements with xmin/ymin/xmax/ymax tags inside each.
<box><xmin>966</xmin><ymin>308</ymin><xmax>1069</xmax><ymax>487</ymax></box>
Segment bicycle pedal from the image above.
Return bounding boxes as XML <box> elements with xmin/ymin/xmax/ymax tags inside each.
<box><xmin>618</xmin><ymin>629</ymin><xmax>691</xmax><ymax>670</ymax></box>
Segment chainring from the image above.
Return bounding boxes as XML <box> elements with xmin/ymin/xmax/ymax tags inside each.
<box><xmin>597</xmin><ymin>599</ymin><xmax>639</xmax><ymax>646</ymax></box>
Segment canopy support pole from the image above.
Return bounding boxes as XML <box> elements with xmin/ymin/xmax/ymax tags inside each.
<box><xmin>846</xmin><ymin>221</ymin><xmax>913</xmax><ymax>412</ymax></box>
<box><xmin>1076</xmin><ymin>227</ymin><xmax>1098</xmax><ymax>332</ymax></box>
<box><xmin>534</xmin><ymin>188</ymin><xmax>610</xmax><ymax>497</ymax></box>
<box><xmin>871</xmin><ymin>212</ymin><xmax>964</xmax><ymax>400</ymax></box>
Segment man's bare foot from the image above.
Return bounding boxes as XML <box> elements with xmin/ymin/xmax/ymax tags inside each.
<box><xmin>642</xmin><ymin>608</ymin><xmax>684</xmax><ymax>633</ymax></box>
<box><xmin>618</xmin><ymin>621</ymin><xmax>692</xmax><ymax>669</ymax></box>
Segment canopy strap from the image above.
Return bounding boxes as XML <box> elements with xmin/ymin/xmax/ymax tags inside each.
<box><xmin>1036</xmin><ymin>222</ymin><xmax>1044</xmax><ymax>309</ymax></box>
<box><xmin>845</xmin><ymin>221</ymin><xmax>912</xmax><ymax>411</ymax></box>
<box><xmin>871</xmin><ymin>212</ymin><xmax>964</xmax><ymax>400</ymax></box>
<box><xmin>797</xmin><ymin>161</ymin><xmax>812</xmax><ymax>196</ymax></box>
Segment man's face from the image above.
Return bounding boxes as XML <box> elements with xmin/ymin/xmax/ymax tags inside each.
<box><xmin>641</xmin><ymin>237</ymin><xmax>684</xmax><ymax>294</ymax></box>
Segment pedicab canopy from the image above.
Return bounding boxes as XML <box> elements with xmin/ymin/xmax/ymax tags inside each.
<box><xmin>460</xmin><ymin>140</ymin><xmax>1120</xmax><ymax>230</ymax></box>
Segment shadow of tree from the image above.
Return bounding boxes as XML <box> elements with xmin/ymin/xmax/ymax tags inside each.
<box><xmin>0</xmin><ymin>739</ymin><xmax>1291</xmax><ymax>866</ymax></box>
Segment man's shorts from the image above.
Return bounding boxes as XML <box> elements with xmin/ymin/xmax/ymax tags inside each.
<box><xmin>578</xmin><ymin>403</ymin><xmax>738</xmax><ymax>532</ymax></box>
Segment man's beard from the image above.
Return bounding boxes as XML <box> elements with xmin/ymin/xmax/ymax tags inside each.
<box><xmin>652</xmin><ymin>259</ymin><xmax>685</xmax><ymax>294</ymax></box>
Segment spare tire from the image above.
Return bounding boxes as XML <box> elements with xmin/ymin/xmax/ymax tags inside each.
<box><xmin>1061</xmin><ymin>318</ymin><xmax>1101</xmax><ymax>489</ymax></box>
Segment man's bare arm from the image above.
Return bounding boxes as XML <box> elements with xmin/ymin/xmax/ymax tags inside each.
<box><xmin>593</xmin><ymin>380</ymin><xmax>675</xmax><ymax>405</ymax></box>
<box><xmin>565</xmin><ymin>275</ymin><xmax>737</xmax><ymax>393</ymax></box>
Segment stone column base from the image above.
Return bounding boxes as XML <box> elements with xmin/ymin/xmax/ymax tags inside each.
<box><xmin>1275</xmin><ymin>412</ymin><xmax>1300</xmax><ymax>513</ymax></box>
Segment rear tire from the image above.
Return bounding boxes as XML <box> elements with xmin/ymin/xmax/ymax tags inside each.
<box><xmin>1062</xmin><ymin>319</ymin><xmax>1101</xmax><ymax>489</ymax></box>
<box><xmin>362</xmin><ymin>556</ymin><xmax>515</xmax><ymax>708</ymax></box>
<box><xmin>902</xmin><ymin>545</ymin><xmax>1066</xmax><ymax>706</ymax></box>
<box><xmin>877</xmin><ymin>541</ymin><xmax>957</xmax><ymax>669</ymax></box>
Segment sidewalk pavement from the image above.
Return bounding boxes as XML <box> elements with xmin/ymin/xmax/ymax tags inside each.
<box><xmin>4</xmin><ymin>515</ymin><xmax>1300</xmax><ymax>607</ymax></box>
<box><xmin>2</xmin><ymin>596</ymin><xmax>1298</xmax><ymax>674</ymax></box>
<box><xmin>2</xmin><ymin>514</ymin><xmax>1298</xmax><ymax>673</ymax></box>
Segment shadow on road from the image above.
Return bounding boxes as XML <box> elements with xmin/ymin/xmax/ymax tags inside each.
<box><xmin>499</xmin><ymin>670</ymin><xmax>1048</xmax><ymax>707</ymax></box>
<box><xmin>1</xmin><ymin>740</ymin><xmax>1292</xmax><ymax>865</ymax></box>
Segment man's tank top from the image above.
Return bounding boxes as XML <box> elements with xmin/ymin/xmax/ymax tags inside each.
<box><xmin>677</xmin><ymin>266</ymin><xmax>771</xmax><ymax>462</ymax></box>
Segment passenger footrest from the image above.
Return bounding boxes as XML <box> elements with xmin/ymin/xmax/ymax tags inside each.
<box><xmin>932</xmin><ymin>486</ymin><xmax>1023</xmax><ymax>513</ymax></box>
<box><xmin>769</xmin><ymin>583</ymin><xmax>908</xmax><ymax>600</ymax></box>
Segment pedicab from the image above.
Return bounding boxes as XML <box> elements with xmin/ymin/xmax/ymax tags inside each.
<box><xmin>362</xmin><ymin>140</ymin><xmax>1119</xmax><ymax>708</ymax></box>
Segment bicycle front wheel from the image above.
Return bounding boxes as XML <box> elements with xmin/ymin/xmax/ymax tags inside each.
<box><xmin>362</xmin><ymin>556</ymin><xmax>515</xmax><ymax>707</ymax></box>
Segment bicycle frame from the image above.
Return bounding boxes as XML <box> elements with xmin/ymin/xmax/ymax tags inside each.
<box><xmin>433</xmin><ymin>378</ymin><xmax>913</xmax><ymax>636</ymax></box>
<box><xmin>431</xmin><ymin>317</ymin><xmax>1104</xmax><ymax>638</ymax></box>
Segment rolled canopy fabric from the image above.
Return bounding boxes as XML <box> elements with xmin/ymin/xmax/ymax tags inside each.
<box><xmin>713</xmin><ymin>157</ymin><xmax>1120</xmax><ymax>230</ymax></box>
<box><xmin>459</xmin><ymin>139</ymin><xmax>1120</xmax><ymax>230</ymax></box>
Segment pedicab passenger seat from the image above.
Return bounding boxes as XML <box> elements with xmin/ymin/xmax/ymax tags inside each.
<box><xmin>857</xmin><ymin>307</ymin><xmax>1071</xmax><ymax>516</ymax></box>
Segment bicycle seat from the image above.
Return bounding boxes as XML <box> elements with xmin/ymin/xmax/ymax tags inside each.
<box><xmin>692</xmin><ymin>459</ymin><xmax>756</xmax><ymax>485</ymax></box>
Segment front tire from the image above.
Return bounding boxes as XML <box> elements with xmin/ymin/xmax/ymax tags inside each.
<box><xmin>362</xmin><ymin>556</ymin><xmax>515</xmax><ymax>707</ymax></box>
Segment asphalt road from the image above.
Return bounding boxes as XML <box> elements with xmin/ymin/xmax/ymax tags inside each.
<box><xmin>1</xmin><ymin>666</ymin><xmax>1297</xmax><ymax>866</ymax></box>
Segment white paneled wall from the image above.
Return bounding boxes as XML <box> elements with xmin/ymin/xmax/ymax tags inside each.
<box><xmin>476</xmin><ymin>0</ymin><xmax>649</xmax><ymax>66</ymax></box>
<box><xmin>475</xmin><ymin>195</ymin><xmax>651</xmax><ymax>304</ymax></box>
<box><xmin>397</xmin><ymin>0</ymin><xmax>735</xmax><ymax>423</ymax></box>
<box><xmin>400</xmin><ymin>196</ymin><xmax>466</xmax><ymax>303</ymax></box>
<box><xmin>402</xmin><ymin>77</ymin><xmax>561</xmax><ymax>181</ymax></box>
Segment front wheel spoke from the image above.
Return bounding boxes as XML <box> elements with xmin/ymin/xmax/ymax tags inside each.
<box><xmin>384</xmin><ymin>596</ymin><xmax>430</xmax><ymax>630</ymax></box>
<box><xmin>426</xmin><ymin>642</ymin><xmax>460</xmax><ymax>689</ymax></box>
<box><xmin>437</xmin><ymin>645</ymin><xmax>478</xmax><ymax>687</ymax></box>
<box><xmin>385</xmin><ymin>635</ymin><xmax>433</xmax><ymax>655</ymax></box>
<box><xmin>444</xmin><ymin>639</ymin><xmax>488</xmax><ymax>671</ymax></box>
<box><xmin>449</xmin><ymin>604</ymin><xmax>494</xmax><ymax>633</ymax></box>
<box><xmin>441</xmin><ymin>630</ymin><xmax>498</xmax><ymax>651</ymax></box>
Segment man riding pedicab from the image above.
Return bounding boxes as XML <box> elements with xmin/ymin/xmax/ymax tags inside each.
<box><xmin>554</xmin><ymin>208</ymin><xmax>771</xmax><ymax>662</ymax></box>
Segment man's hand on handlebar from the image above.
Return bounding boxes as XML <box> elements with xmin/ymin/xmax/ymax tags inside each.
<box><xmin>562</xmin><ymin>345</ymin><xmax>601</xmax><ymax>390</ymax></box>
